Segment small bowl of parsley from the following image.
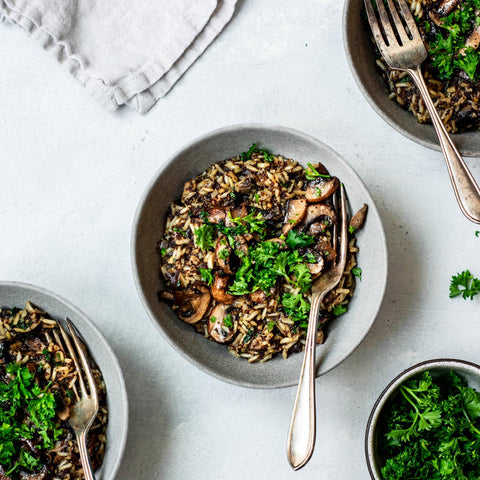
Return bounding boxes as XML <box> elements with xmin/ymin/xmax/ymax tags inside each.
<box><xmin>366</xmin><ymin>358</ymin><xmax>480</xmax><ymax>480</ymax></box>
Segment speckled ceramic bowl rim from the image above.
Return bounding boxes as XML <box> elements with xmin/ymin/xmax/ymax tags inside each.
<box><xmin>131</xmin><ymin>123</ymin><xmax>388</xmax><ymax>389</ymax></box>
<box><xmin>0</xmin><ymin>281</ymin><xmax>129</xmax><ymax>480</ymax></box>
<box><xmin>342</xmin><ymin>0</ymin><xmax>480</xmax><ymax>157</ymax></box>
<box><xmin>365</xmin><ymin>358</ymin><xmax>480</xmax><ymax>479</ymax></box>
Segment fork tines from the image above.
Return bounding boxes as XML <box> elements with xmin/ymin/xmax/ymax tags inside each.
<box><xmin>54</xmin><ymin>319</ymin><xmax>98</xmax><ymax>404</ymax></box>
<box><xmin>364</xmin><ymin>0</ymin><xmax>421</xmax><ymax>52</ymax></box>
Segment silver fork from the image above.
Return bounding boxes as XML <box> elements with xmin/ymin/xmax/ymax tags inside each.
<box><xmin>364</xmin><ymin>0</ymin><xmax>480</xmax><ymax>224</ymax></box>
<box><xmin>54</xmin><ymin>319</ymin><xmax>99</xmax><ymax>480</ymax></box>
<box><xmin>286</xmin><ymin>184</ymin><xmax>348</xmax><ymax>470</ymax></box>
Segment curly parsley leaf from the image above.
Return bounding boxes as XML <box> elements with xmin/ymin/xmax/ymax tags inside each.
<box><xmin>449</xmin><ymin>270</ymin><xmax>480</xmax><ymax>300</ymax></box>
<box><xmin>194</xmin><ymin>224</ymin><xmax>216</xmax><ymax>251</ymax></box>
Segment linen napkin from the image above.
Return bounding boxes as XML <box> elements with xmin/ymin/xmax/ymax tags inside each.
<box><xmin>0</xmin><ymin>0</ymin><xmax>237</xmax><ymax>113</ymax></box>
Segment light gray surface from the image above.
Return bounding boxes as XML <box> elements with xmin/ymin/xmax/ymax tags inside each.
<box><xmin>133</xmin><ymin>124</ymin><xmax>387</xmax><ymax>388</ymax></box>
<box><xmin>1</xmin><ymin>0</ymin><xmax>480</xmax><ymax>479</ymax></box>
<box><xmin>0</xmin><ymin>282</ymin><xmax>128</xmax><ymax>480</ymax></box>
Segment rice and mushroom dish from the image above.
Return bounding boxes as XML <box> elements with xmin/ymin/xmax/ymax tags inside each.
<box><xmin>375</xmin><ymin>0</ymin><xmax>480</xmax><ymax>132</ymax></box>
<box><xmin>158</xmin><ymin>145</ymin><xmax>367</xmax><ymax>363</ymax></box>
<box><xmin>0</xmin><ymin>302</ymin><xmax>107</xmax><ymax>480</ymax></box>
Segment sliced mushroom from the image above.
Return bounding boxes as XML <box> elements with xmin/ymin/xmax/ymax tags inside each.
<box><xmin>250</xmin><ymin>289</ymin><xmax>266</xmax><ymax>303</ymax></box>
<box><xmin>305</xmin><ymin>177</ymin><xmax>339</xmax><ymax>203</ymax></box>
<box><xmin>309</xmin><ymin>222</ymin><xmax>327</xmax><ymax>236</ymax></box>
<box><xmin>235</xmin><ymin>235</ymin><xmax>249</xmax><ymax>255</ymax></box>
<box><xmin>158</xmin><ymin>290</ymin><xmax>174</xmax><ymax>303</ymax></box>
<box><xmin>215</xmin><ymin>235</ymin><xmax>233</xmax><ymax>274</ymax></box>
<box><xmin>207</xmin><ymin>304</ymin><xmax>234</xmax><ymax>343</ymax></box>
<box><xmin>307</xmin><ymin>162</ymin><xmax>330</xmax><ymax>176</ymax></box>
<box><xmin>211</xmin><ymin>274</ymin><xmax>235</xmax><ymax>304</ymax></box>
<box><xmin>226</xmin><ymin>204</ymin><xmax>247</xmax><ymax>227</ymax></box>
<box><xmin>428</xmin><ymin>10</ymin><xmax>444</xmax><ymax>27</ymax></box>
<box><xmin>173</xmin><ymin>283</ymin><xmax>211</xmax><ymax>324</ymax></box>
<box><xmin>437</xmin><ymin>0</ymin><xmax>462</xmax><ymax>16</ymax></box>
<box><xmin>465</xmin><ymin>25</ymin><xmax>480</xmax><ymax>50</ymax></box>
<box><xmin>303</xmin><ymin>204</ymin><xmax>336</xmax><ymax>228</ymax></box>
<box><xmin>315</xmin><ymin>240</ymin><xmax>337</xmax><ymax>262</ymax></box>
<box><xmin>208</xmin><ymin>208</ymin><xmax>226</xmax><ymax>224</ymax></box>
<box><xmin>282</xmin><ymin>199</ymin><xmax>308</xmax><ymax>234</ymax></box>
<box><xmin>349</xmin><ymin>204</ymin><xmax>368</xmax><ymax>233</ymax></box>
<box><xmin>305</xmin><ymin>248</ymin><xmax>325</xmax><ymax>277</ymax></box>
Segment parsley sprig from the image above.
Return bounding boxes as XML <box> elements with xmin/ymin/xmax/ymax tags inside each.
<box><xmin>449</xmin><ymin>270</ymin><xmax>480</xmax><ymax>300</ymax></box>
<box><xmin>380</xmin><ymin>370</ymin><xmax>480</xmax><ymax>480</ymax></box>
<box><xmin>0</xmin><ymin>363</ymin><xmax>63</xmax><ymax>476</ymax></box>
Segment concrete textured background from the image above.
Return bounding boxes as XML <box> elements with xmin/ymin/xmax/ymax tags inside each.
<box><xmin>1</xmin><ymin>0</ymin><xmax>480</xmax><ymax>479</ymax></box>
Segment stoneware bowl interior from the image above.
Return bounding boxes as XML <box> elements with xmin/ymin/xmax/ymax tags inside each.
<box><xmin>132</xmin><ymin>123</ymin><xmax>388</xmax><ymax>389</ymax></box>
<box><xmin>343</xmin><ymin>0</ymin><xmax>480</xmax><ymax>157</ymax></box>
<box><xmin>0</xmin><ymin>281</ymin><xmax>128</xmax><ymax>480</ymax></box>
<box><xmin>365</xmin><ymin>358</ymin><xmax>480</xmax><ymax>479</ymax></box>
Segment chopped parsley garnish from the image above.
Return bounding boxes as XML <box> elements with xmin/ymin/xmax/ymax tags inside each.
<box><xmin>240</xmin><ymin>143</ymin><xmax>274</xmax><ymax>162</ymax></box>
<box><xmin>243</xmin><ymin>328</ymin><xmax>256</xmax><ymax>343</ymax></box>
<box><xmin>267</xmin><ymin>320</ymin><xmax>276</xmax><ymax>332</ymax></box>
<box><xmin>352</xmin><ymin>267</ymin><xmax>362</xmax><ymax>280</ymax></box>
<box><xmin>379</xmin><ymin>370</ymin><xmax>480</xmax><ymax>480</ymax></box>
<box><xmin>173</xmin><ymin>227</ymin><xmax>188</xmax><ymax>237</ymax></box>
<box><xmin>285</xmin><ymin>229</ymin><xmax>315</xmax><ymax>249</ymax></box>
<box><xmin>199</xmin><ymin>268</ymin><xmax>214</xmax><ymax>286</ymax></box>
<box><xmin>332</xmin><ymin>304</ymin><xmax>347</xmax><ymax>316</ymax></box>
<box><xmin>218</xmin><ymin>248</ymin><xmax>230</xmax><ymax>260</ymax></box>
<box><xmin>0</xmin><ymin>364</ymin><xmax>63</xmax><ymax>475</ymax></box>
<box><xmin>476</xmin><ymin>231</ymin><xmax>480</xmax><ymax>238</ymax></box>
<box><xmin>160</xmin><ymin>247</ymin><xmax>167</xmax><ymax>256</ymax></box>
<box><xmin>194</xmin><ymin>224</ymin><xmax>216</xmax><ymax>251</ymax></box>
<box><xmin>223</xmin><ymin>314</ymin><xmax>233</xmax><ymax>327</ymax></box>
<box><xmin>449</xmin><ymin>270</ymin><xmax>480</xmax><ymax>300</ymax></box>
<box><xmin>349</xmin><ymin>225</ymin><xmax>356</xmax><ymax>234</ymax></box>
<box><xmin>305</xmin><ymin>162</ymin><xmax>330</xmax><ymax>180</ymax></box>
<box><xmin>426</xmin><ymin>0</ymin><xmax>480</xmax><ymax>81</ymax></box>
<box><xmin>209</xmin><ymin>316</ymin><xmax>216</xmax><ymax>323</ymax></box>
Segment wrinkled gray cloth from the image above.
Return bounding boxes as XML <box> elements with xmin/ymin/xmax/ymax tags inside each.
<box><xmin>0</xmin><ymin>0</ymin><xmax>237</xmax><ymax>113</ymax></box>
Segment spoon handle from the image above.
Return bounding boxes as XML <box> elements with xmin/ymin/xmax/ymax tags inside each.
<box><xmin>286</xmin><ymin>293</ymin><xmax>322</xmax><ymax>470</ymax></box>
<box><xmin>408</xmin><ymin>66</ymin><xmax>480</xmax><ymax>224</ymax></box>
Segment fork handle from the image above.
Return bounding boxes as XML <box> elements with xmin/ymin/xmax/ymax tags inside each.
<box><xmin>77</xmin><ymin>431</ymin><xmax>96</xmax><ymax>480</ymax></box>
<box><xmin>408</xmin><ymin>65</ymin><xmax>480</xmax><ymax>224</ymax></box>
<box><xmin>286</xmin><ymin>293</ymin><xmax>323</xmax><ymax>470</ymax></box>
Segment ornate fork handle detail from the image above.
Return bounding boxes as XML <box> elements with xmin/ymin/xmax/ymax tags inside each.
<box><xmin>407</xmin><ymin>66</ymin><xmax>480</xmax><ymax>224</ymax></box>
<box><xmin>286</xmin><ymin>292</ymin><xmax>324</xmax><ymax>470</ymax></box>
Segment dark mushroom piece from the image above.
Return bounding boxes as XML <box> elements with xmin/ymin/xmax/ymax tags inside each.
<box><xmin>305</xmin><ymin>248</ymin><xmax>325</xmax><ymax>277</ymax></box>
<box><xmin>302</xmin><ymin>204</ymin><xmax>336</xmax><ymax>229</ymax></box>
<box><xmin>208</xmin><ymin>208</ymin><xmax>226</xmax><ymax>224</ymax></box>
<box><xmin>215</xmin><ymin>235</ymin><xmax>233</xmax><ymax>274</ymax></box>
<box><xmin>158</xmin><ymin>290</ymin><xmax>174</xmax><ymax>303</ymax></box>
<box><xmin>207</xmin><ymin>304</ymin><xmax>234</xmax><ymax>343</ymax></box>
<box><xmin>282</xmin><ymin>199</ymin><xmax>308</xmax><ymax>234</ymax></box>
<box><xmin>437</xmin><ymin>0</ymin><xmax>462</xmax><ymax>16</ymax></box>
<box><xmin>315</xmin><ymin>240</ymin><xmax>337</xmax><ymax>262</ymax></box>
<box><xmin>305</xmin><ymin>176</ymin><xmax>339</xmax><ymax>203</ymax></box>
<box><xmin>173</xmin><ymin>283</ymin><xmax>211</xmax><ymax>324</ymax></box>
<box><xmin>211</xmin><ymin>274</ymin><xmax>235</xmax><ymax>305</ymax></box>
<box><xmin>465</xmin><ymin>25</ymin><xmax>480</xmax><ymax>50</ymax></box>
<box><xmin>349</xmin><ymin>204</ymin><xmax>368</xmax><ymax>233</ymax></box>
<box><xmin>250</xmin><ymin>290</ymin><xmax>266</xmax><ymax>303</ymax></box>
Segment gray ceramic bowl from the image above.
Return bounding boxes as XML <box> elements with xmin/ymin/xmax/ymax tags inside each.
<box><xmin>343</xmin><ymin>0</ymin><xmax>480</xmax><ymax>157</ymax></box>
<box><xmin>132</xmin><ymin>123</ymin><xmax>388</xmax><ymax>389</ymax></box>
<box><xmin>0</xmin><ymin>281</ymin><xmax>128</xmax><ymax>480</ymax></box>
<box><xmin>366</xmin><ymin>358</ymin><xmax>480</xmax><ymax>479</ymax></box>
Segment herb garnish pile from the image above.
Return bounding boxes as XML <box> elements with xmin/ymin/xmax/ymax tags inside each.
<box><xmin>425</xmin><ymin>0</ymin><xmax>480</xmax><ymax>81</ymax></box>
<box><xmin>379</xmin><ymin>370</ymin><xmax>480</xmax><ymax>480</ymax></box>
<box><xmin>195</xmin><ymin>209</ymin><xmax>319</xmax><ymax>327</ymax></box>
<box><xmin>450</xmin><ymin>270</ymin><xmax>480</xmax><ymax>300</ymax></box>
<box><xmin>0</xmin><ymin>363</ymin><xmax>63</xmax><ymax>477</ymax></box>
